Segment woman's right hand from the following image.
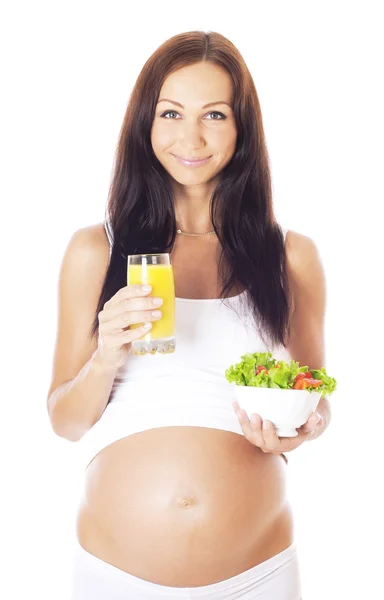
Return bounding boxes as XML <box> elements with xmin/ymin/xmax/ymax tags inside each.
<box><xmin>96</xmin><ymin>284</ymin><xmax>163</xmax><ymax>369</ymax></box>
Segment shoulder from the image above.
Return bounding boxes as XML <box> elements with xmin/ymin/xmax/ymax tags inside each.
<box><xmin>68</xmin><ymin>222</ymin><xmax>109</xmax><ymax>251</ymax></box>
<box><xmin>285</xmin><ymin>229</ymin><xmax>322</xmax><ymax>272</ymax></box>
<box><xmin>284</xmin><ymin>229</ymin><xmax>326</xmax><ymax>311</ymax></box>
<box><xmin>62</xmin><ymin>222</ymin><xmax>110</xmax><ymax>275</ymax></box>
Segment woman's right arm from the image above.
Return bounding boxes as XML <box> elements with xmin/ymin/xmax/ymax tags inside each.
<box><xmin>46</xmin><ymin>224</ymin><xmax>160</xmax><ymax>442</ymax></box>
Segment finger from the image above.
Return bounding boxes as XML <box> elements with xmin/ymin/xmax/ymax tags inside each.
<box><xmin>233</xmin><ymin>404</ymin><xmax>265</xmax><ymax>449</ymax></box>
<box><xmin>260</xmin><ymin>420</ymin><xmax>282</xmax><ymax>452</ymax></box>
<box><xmin>100</xmin><ymin>296</ymin><xmax>162</xmax><ymax>325</ymax></box>
<box><xmin>296</xmin><ymin>428</ymin><xmax>317</xmax><ymax>445</ymax></box>
<box><xmin>232</xmin><ymin>403</ymin><xmax>252</xmax><ymax>434</ymax></box>
<box><xmin>248</xmin><ymin>413</ymin><xmax>266</xmax><ymax>449</ymax></box>
<box><xmin>107</xmin><ymin>284</ymin><xmax>152</xmax><ymax>307</ymax></box>
<box><xmin>123</xmin><ymin>309</ymin><xmax>162</xmax><ymax>329</ymax></box>
<box><xmin>300</xmin><ymin>412</ymin><xmax>322</xmax><ymax>434</ymax></box>
<box><xmin>278</xmin><ymin>428</ymin><xmax>315</xmax><ymax>452</ymax></box>
<box><xmin>101</xmin><ymin>321</ymin><xmax>153</xmax><ymax>350</ymax></box>
<box><xmin>121</xmin><ymin>321</ymin><xmax>153</xmax><ymax>342</ymax></box>
<box><xmin>99</xmin><ymin>309</ymin><xmax>160</xmax><ymax>335</ymax></box>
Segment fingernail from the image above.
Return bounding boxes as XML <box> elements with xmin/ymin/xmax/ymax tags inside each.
<box><xmin>262</xmin><ymin>420</ymin><xmax>270</xmax><ymax>429</ymax></box>
<box><xmin>251</xmin><ymin>414</ymin><xmax>258</xmax><ymax>423</ymax></box>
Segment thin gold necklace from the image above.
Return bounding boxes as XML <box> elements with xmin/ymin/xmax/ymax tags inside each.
<box><xmin>176</xmin><ymin>228</ymin><xmax>216</xmax><ymax>237</ymax></box>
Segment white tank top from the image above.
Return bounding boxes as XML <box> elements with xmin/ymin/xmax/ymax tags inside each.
<box><xmin>78</xmin><ymin>224</ymin><xmax>290</xmax><ymax>469</ymax></box>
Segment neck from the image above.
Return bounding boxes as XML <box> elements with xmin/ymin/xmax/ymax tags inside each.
<box><xmin>172</xmin><ymin>178</ymin><xmax>217</xmax><ymax>233</ymax></box>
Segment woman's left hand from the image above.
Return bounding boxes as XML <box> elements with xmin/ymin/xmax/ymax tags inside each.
<box><xmin>232</xmin><ymin>401</ymin><xmax>323</xmax><ymax>454</ymax></box>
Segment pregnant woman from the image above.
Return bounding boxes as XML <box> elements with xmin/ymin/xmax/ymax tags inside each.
<box><xmin>47</xmin><ymin>31</ymin><xmax>331</xmax><ymax>599</ymax></box>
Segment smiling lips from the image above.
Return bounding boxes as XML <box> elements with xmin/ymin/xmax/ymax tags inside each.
<box><xmin>173</xmin><ymin>154</ymin><xmax>212</xmax><ymax>167</ymax></box>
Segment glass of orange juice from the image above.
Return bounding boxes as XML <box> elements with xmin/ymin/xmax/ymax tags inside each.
<box><xmin>127</xmin><ymin>253</ymin><xmax>175</xmax><ymax>355</ymax></box>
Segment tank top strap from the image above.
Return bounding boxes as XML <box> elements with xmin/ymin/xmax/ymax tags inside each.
<box><xmin>281</xmin><ymin>227</ymin><xmax>288</xmax><ymax>244</ymax></box>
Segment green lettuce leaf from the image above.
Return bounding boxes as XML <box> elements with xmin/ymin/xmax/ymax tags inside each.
<box><xmin>225</xmin><ymin>352</ymin><xmax>337</xmax><ymax>396</ymax></box>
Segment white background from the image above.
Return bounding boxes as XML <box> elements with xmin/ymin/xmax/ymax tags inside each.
<box><xmin>1</xmin><ymin>1</ymin><xmax>383</xmax><ymax>598</ymax></box>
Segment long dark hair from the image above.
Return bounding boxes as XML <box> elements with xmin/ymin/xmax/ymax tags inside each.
<box><xmin>89</xmin><ymin>30</ymin><xmax>293</xmax><ymax>349</ymax></box>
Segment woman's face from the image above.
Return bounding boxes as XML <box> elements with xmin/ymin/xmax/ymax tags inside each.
<box><xmin>151</xmin><ymin>62</ymin><xmax>237</xmax><ymax>185</ymax></box>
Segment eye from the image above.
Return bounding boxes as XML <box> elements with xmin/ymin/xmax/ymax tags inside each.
<box><xmin>161</xmin><ymin>110</ymin><xmax>180</xmax><ymax>119</ymax></box>
<box><xmin>206</xmin><ymin>111</ymin><xmax>226</xmax><ymax>120</ymax></box>
<box><xmin>160</xmin><ymin>110</ymin><xmax>227</xmax><ymax>120</ymax></box>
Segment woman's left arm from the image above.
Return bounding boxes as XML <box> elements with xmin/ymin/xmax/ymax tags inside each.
<box><xmin>284</xmin><ymin>230</ymin><xmax>331</xmax><ymax>442</ymax></box>
<box><xmin>233</xmin><ymin>230</ymin><xmax>331</xmax><ymax>452</ymax></box>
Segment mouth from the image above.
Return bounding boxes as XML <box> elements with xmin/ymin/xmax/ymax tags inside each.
<box><xmin>172</xmin><ymin>154</ymin><xmax>212</xmax><ymax>167</ymax></box>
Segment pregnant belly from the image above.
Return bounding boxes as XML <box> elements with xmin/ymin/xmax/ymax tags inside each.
<box><xmin>76</xmin><ymin>427</ymin><xmax>293</xmax><ymax>586</ymax></box>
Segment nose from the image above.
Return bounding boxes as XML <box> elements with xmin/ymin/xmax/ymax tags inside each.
<box><xmin>179</xmin><ymin>119</ymin><xmax>206</xmax><ymax>149</ymax></box>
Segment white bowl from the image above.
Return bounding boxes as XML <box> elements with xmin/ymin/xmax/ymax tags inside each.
<box><xmin>232</xmin><ymin>384</ymin><xmax>322</xmax><ymax>437</ymax></box>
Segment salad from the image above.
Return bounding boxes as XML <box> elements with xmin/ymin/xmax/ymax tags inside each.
<box><xmin>225</xmin><ymin>352</ymin><xmax>337</xmax><ymax>398</ymax></box>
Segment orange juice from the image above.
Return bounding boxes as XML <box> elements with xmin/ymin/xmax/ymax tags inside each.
<box><xmin>127</xmin><ymin>263</ymin><xmax>175</xmax><ymax>340</ymax></box>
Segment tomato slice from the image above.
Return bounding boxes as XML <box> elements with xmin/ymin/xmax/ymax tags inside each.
<box><xmin>295</xmin><ymin>372</ymin><xmax>306</xmax><ymax>381</ymax></box>
<box><xmin>256</xmin><ymin>365</ymin><xmax>268</xmax><ymax>374</ymax></box>
<box><xmin>293</xmin><ymin>377</ymin><xmax>322</xmax><ymax>389</ymax></box>
<box><xmin>293</xmin><ymin>378</ymin><xmax>305</xmax><ymax>389</ymax></box>
<box><xmin>304</xmin><ymin>378</ymin><xmax>322</xmax><ymax>388</ymax></box>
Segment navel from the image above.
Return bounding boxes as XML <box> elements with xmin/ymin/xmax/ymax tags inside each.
<box><xmin>176</xmin><ymin>496</ymin><xmax>198</xmax><ymax>509</ymax></box>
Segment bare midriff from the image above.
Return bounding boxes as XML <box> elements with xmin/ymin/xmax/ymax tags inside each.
<box><xmin>75</xmin><ymin>426</ymin><xmax>293</xmax><ymax>587</ymax></box>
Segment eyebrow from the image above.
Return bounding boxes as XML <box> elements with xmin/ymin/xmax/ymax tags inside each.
<box><xmin>157</xmin><ymin>99</ymin><xmax>232</xmax><ymax>109</ymax></box>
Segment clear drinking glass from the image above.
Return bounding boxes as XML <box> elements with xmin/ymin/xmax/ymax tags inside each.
<box><xmin>127</xmin><ymin>253</ymin><xmax>176</xmax><ymax>355</ymax></box>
